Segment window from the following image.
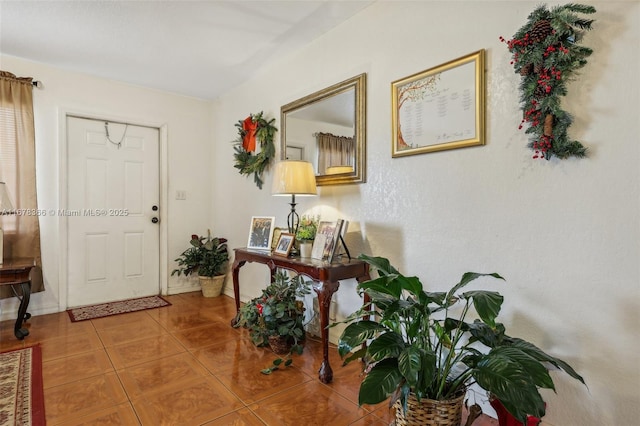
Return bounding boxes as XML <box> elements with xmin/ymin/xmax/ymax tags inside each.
<box><xmin>0</xmin><ymin>105</ymin><xmax>18</xmax><ymax>231</ymax></box>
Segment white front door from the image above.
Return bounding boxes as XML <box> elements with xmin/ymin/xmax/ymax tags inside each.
<box><xmin>66</xmin><ymin>116</ymin><xmax>160</xmax><ymax>307</ymax></box>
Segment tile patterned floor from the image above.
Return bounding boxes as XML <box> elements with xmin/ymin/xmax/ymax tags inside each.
<box><xmin>0</xmin><ymin>293</ymin><xmax>499</xmax><ymax>425</ymax></box>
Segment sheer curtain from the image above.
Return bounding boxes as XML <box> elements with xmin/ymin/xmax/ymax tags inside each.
<box><xmin>0</xmin><ymin>71</ymin><xmax>43</xmax><ymax>298</ymax></box>
<box><xmin>316</xmin><ymin>132</ymin><xmax>355</xmax><ymax>174</ymax></box>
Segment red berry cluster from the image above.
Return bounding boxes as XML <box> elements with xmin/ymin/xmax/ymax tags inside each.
<box><xmin>532</xmin><ymin>135</ymin><xmax>553</xmax><ymax>159</ymax></box>
<box><xmin>499</xmin><ymin>34</ymin><xmax>532</xmax><ymax>66</ymax></box>
<box><xmin>537</xmin><ymin>66</ymin><xmax>562</xmax><ymax>94</ymax></box>
<box><xmin>519</xmin><ymin>99</ymin><xmax>542</xmax><ymax>130</ymax></box>
<box><xmin>544</xmin><ymin>43</ymin><xmax>569</xmax><ymax>57</ymax></box>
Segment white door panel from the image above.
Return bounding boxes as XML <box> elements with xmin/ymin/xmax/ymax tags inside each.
<box><xmin>67</xmin><ymin>116</ymin><xmax>160</xmax><ymax>307</ymax></box>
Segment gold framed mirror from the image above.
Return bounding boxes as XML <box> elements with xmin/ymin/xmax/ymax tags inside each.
<box><xmin>280</xmin><ymin>73</ymin><xmax>366</xmax><ymax>186</ymax></box>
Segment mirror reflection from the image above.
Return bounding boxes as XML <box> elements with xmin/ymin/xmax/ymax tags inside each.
<box><xmin>280</xmin><ymin>73</ymin><xmax>366</xmax><ymax>186</ymax></box>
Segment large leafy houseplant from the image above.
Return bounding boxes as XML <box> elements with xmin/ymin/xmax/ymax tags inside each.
<box><xmin>337</xmin><ymin>255</ymin><xmax>585</xmax><ymax>423</ymax></box>
<box><xmin>234</xmin><ymin>272</ymin><xmax>311</xmax><ymax>373</ymax></box>
<box><xmin>171</xmin><ymin>231</ymin><xmax>229</xmax><ymax>278</ymax></box>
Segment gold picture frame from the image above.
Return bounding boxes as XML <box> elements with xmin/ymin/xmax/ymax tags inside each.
<box><xmin>391</xmin><ymin>49</ymin><xmax>485</xmax><ymax>157</ymax></box>
<box><xmin>273</xmin><ymin>233</ymin><xmax>295</xmax><ymax>257</ymax></box>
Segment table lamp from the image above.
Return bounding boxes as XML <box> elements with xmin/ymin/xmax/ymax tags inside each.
<box><xmin>271</xmin><ymin>161</ymin><xmax>317</xmax><ymax>250</ymax></box>
<box><xmin>0</xmin><ymin>182</ymin><xmax>15</xmax><ymax>265</ymax></box>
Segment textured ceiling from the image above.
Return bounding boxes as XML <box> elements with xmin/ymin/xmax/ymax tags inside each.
<box><xmin>0</xmin><ymin>0</ymin><xmax>373</xmax><ymax>100</ymax></box>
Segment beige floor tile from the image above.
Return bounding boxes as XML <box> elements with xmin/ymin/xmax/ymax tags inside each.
<box><xmin>22</xmin><ymin>311</ymin><xmax>96</xmax><ymax>341</ymax></box>
<box><xmin>43</xmin><ymin>348</ymin><xmax>115</xmax><ymax>388</ymax></box>
<box><xmin>106</xmin><ymin>333</ymin><xmax>186</xmax><ymax>369</ymax></box>
<box><xmin>50</xmin><ymin>402</ymin><xmax>141</xmax><ymax>425</ymax></box>
<box><xmin>95</xmin><ymin>315</ymin><xmax>167</xmax><ymax>347</ymax></box>
<box><xmin>202</xmin><ymin>407</ymin><xmax>266</xmax><ymax>425</ymax></box>
<box><xmin>171</xmin><ymin>321</ymin><xmax>239</xmax><ymax>350</ymax></box>
<box><xmin>215</xmin><ymin>356</ymin><xmax>314</xmax><ymax>404</ymax></box>
<box><xmin>148</xmin><ymin>306</ymin><xmax>220</xmax><ymax>332</ymax></box>
<box><xmin>191</xmin><ymin>334</ymin><xmax>271</xmax><ymax>374</ymax></box>
<box><xmin>44</xmin><ymin>372</ymin><xmax>129</xmax><ymax>425</ymax></box>
<box><xmin>90</xmin><ymin>310</ymin><xmax>156</xmax><ymax>331</ymax></box>
<box><xmin>348</xmin><ymin>413</ymin><xmax>391</xmax><ymax>426</ymax></box>
<box><xmin>249</xmin><ymin>381</ymin><xmax>367</xmax><ymax>426</ymax></box>
<box><xmin>38</xmin><ymin>327</ymin><xmax>104</xmax><ymax>362</ymax></box>
<box><xmin>117</xmin><ymin>352</ymin><xmax>211</xmax><ymax>399</ymax></box>
<box><xmin>131</xmin><ymin>376</ymin><xmax>243</xmax><ymax>425</ymax></box>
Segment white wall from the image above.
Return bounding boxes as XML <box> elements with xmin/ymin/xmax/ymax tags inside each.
<box><xmin>0</xmin><ymin>54</ymin><xmax>215</xmax><ymax>317</ymax></box>
<box><xmin>211</xmin><ymin>1</ymin><xmax>639</xmax><ymax>425</ymax></box>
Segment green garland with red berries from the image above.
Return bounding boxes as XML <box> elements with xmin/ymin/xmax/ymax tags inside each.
<box><xmin>502</xmin><ymin>3</ymin><xmax>595</xmax><ymax>160</ymax></box>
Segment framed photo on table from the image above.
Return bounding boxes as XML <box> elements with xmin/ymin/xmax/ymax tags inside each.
<box><xmin>311</xmin><ymin>233</ymin><xmax>327</xmax><ymax>260</ymax></box>
<box><xmin>247</xmin><ymin>216</ymin><xmax>275</xmax><ymax>250</ymax></box>
<box><xmin>271</xmin><ymin>227</ymin><xmax>283</xmax><ymax>250</ymax></box>
<box><xmin>273</xmin><ymin>233</ymin><xmax>295</xmax><ymax>256</ymax></box>
<box><xmin>391</xmin><ymin>49</ymin><xmax>485</xmax><ymax>157</ymax></box>
<box><xmin>327</xmin><ymin>219</ymin><xmax>345</xmax><ymax>262</ymax></box>
<box><xmin>312</xmin><ymin>220</ymin><xmax>344</xmax><ymax>261</ymax></box>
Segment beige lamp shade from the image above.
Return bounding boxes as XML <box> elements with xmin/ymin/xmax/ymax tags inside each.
<box><xmin>0</xmin><ymin>182</ymin><xmax>14</xmax><ymax>213</ymax></box>
<box><xmin>271</xmin><ymin>160</ymin><xmax>317</xmax><ymax>196</ymax></box>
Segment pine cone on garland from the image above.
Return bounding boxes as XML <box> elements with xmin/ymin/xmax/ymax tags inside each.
<box><xmin>544</xmin><ymin>114</ymin><xmax>554</xmax><ymax>136</ymax></box>
<box><xmin>520</xmin><ymin>63</ymin><xmax>534</xmax><ymax>76</ymax></box>
<box><xmin>530</xmin><ymin>19</ymin><xmax>552</xmax><ymax>43</ymax></box>
<box><xmin>534</xmin><ymin>63</ymin><xmax>544</xmax><ymax>74</ymax></box>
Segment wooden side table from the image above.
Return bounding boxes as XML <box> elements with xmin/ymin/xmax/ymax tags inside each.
<box><xmin>231</xmin><ymin>248</ymin><xmax>370</xmax><ymax>383</ymax></box>
<box><xmin>0</xmin><ymin>257</ymin><xmax>35</xmax><ymax>340</ymax></box>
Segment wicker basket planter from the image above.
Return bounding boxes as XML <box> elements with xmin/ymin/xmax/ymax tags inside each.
<box><xmin>199</xmin><ymin>274</ymin><xmax>225</xmax><ymax>298</ymax></box>
<box><xmin>393</xmin><ymin>391</ymin><xmax>465</xmax><ymax>426</ymax></box>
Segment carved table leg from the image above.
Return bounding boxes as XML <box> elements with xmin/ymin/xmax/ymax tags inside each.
<box><xmin>14</xmin><ymin>281</ymin><xmax>30</xmax><ymax>340</ymax></box>
<box><xmin>267</xmin><ymin>260</ymin><xmax>277</xmax><ymax>283</ymax></box>
<box><xmin>231</xmin><ymin>259</ymin><xmax>247</xmax><ymax>326</ymax></box>
<box><xmin>314</xmin><ymin>280</ymin><xmax>340</xmax><ymax>384</ymax></box>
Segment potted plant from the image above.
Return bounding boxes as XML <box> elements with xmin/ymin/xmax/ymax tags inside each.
<box><xmin>336</xmin><ymin>255</ymin><xmax>585</xmax><ymax>425</ymax></box>
<box><xmin>296</xmin><ymin>215</ymin><xmax>318</xmax><ymax>258</ymax></box>
<box><xmin>233</xmin><ymin>272</ymin><xmax>311</xmax><ymax>371</ymax></box>
<box><xmin>171</xmin><ymin>230</ymin><xmax>229</xmax><ymax>297</ymax></box>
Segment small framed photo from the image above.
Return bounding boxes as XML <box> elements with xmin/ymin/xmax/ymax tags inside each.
<box><xmin>311</xmin><ymin>233</ymin><xmax>328</xmax><ymax>260</ymax></box>
<box><xmin>327</xmin><ymin>219</ymin><xmax>345</xmax><ymax>263</ymax></box>
<box><xmin>271</xmin><ymin>227</ymin><xmax>283</xmax><ymax>250</ymax></box>
<box><xmin>273</xmin><ymin>233</ymin><xmax>295</xmax><ymax>256</ymax></box>
<box><xmin>312</xmin><ymin>220</ymin><xmax>343</xmax><ymax>261</ymax></box>
<box><xmin>247</xmin><ymin>216</ymin><xmax>275</xmax><ymax>250</ymax></box>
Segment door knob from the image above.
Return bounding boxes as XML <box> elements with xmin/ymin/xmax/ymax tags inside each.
<box><xmin>151</xmin><ymin>217</ymin><xmax>159</xmax><ymax>224</ymax></box>
<box><xmin>152</xmin><ymin>205</ymin><xmax>158</xmax><ymax>211</ymax></box>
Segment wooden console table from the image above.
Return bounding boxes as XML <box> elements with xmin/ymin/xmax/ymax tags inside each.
<box><xmin>0</xmin><ymin>257</ymin><xmax>35</xmax><ymax>340</ymax></box>
<box><xmin>231</xmin><ymin>247</ymin><xmax>370</xmax><ymax>384</ymax></box>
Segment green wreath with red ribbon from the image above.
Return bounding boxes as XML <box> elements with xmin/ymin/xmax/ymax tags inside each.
<box><xmin>502</xmin><ymin>3</ymin><xmax>595</xmax><ymax>160</ymax></box>
<box><xmin>233</xmin><ymin>111</ymin><xmax>277</xmax><ymax>189</ymax></box>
